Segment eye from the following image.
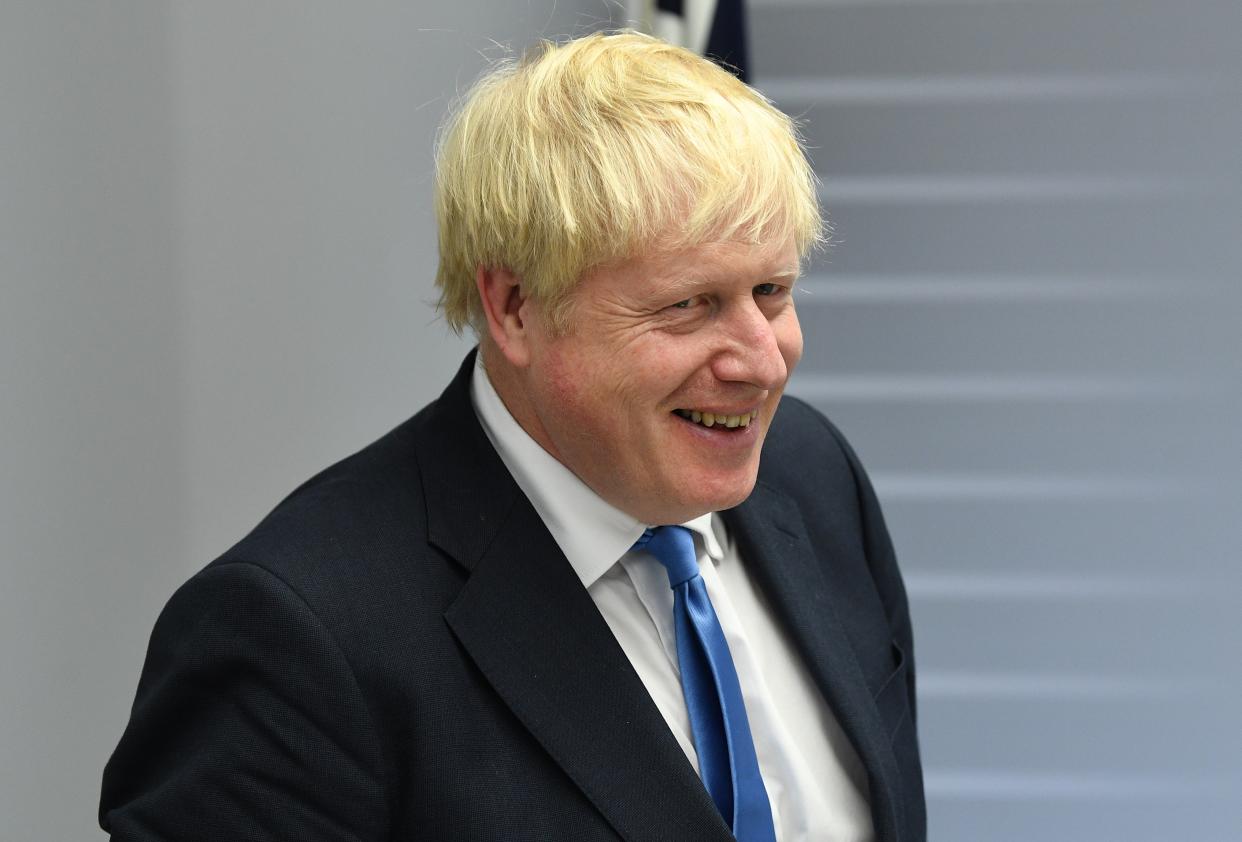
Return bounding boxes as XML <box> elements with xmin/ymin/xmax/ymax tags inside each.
<box><xmin>666</xmin><ymin>295</ymin><xmax>705</xmax><ymax>312</ymax></box>
<box><xmin>754</xmin><ymin>282</ymin><xmax>784</xmax><ymax>297</ymax></box>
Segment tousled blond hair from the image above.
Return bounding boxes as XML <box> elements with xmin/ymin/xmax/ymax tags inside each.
<box><xmin>433</xmin><ymin>30</ymin><xmax>823</xmax><ymax>334</ymax></box>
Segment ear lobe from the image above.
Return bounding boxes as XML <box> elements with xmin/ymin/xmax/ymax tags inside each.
<box><xmin>475</xmin><ymin>265</ymin><xmax>533</xmax><ymax>367</ymax></box>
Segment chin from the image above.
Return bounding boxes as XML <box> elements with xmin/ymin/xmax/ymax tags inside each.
<box><xmin>712</xmin><ymin>482</ymin><xmax>758</xmax><ymax>512</ymax></box>
<box><xmin>668</xmin><ymin>473</ymin><xmax>758</xmax><ymax>520</ymax></box>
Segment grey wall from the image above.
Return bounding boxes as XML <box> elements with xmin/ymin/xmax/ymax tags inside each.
<box><xmin>0</xmin><ymin>2</ymin><xmax>599</xmax><ymax>839</ymax></box>
<box><xmin>3</xmin><ymin>1</ymin><xmax>1238</xmax><ymax>840</ymax></box>
<box><xmin>747</xmin><ymin>0</ymin><xmax>1242</xmax><ymax>839</ymax></box>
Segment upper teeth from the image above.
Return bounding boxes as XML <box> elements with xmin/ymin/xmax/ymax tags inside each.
<box><xmin>676</xmin><ymin>409</ymin><xmax>757</xmax><ymax>428</ymax></box>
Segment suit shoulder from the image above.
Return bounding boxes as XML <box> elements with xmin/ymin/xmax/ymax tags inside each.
<box><xmin>199</xmin><ymin>405</ymin><xmax>447</xmax><ymax>617</ymax></box>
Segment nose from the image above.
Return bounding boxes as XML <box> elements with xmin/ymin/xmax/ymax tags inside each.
<box><xmin>710</xmin><ymin>298</ymin><xmax>799</xmax><ymax>391</ymax></box>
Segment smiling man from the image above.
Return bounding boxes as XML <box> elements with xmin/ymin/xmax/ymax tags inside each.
<box><xmin>102</xmin><ymin>31</ymin><xmax>924</xmax><ymax>842</ymax></box>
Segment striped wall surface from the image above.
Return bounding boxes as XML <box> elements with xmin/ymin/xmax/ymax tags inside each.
<box><xmin>747</xmin><ymin>0</ymin><xmax>1242</xmax><ymax>839</ymax></box>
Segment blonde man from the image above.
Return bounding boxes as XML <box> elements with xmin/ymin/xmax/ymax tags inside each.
<box><xmin>103</xmin><ymin>32</ymin><xmax>924</xmax><ymax>842</ymax></box>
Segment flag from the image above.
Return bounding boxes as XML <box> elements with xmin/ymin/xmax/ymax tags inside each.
<box><xmin>634</xmin><ymin>0</ymin><xmax>750</xmax><ymax>83</ymax></box>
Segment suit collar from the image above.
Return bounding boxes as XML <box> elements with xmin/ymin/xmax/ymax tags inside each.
<box><xmin>417</xmin><ymin>350</ymin><xmax>733</xmax><ymax>841</ymax></box>
<box><xmin>415</xmin><ymin>349</ymin><xmax>522</xmax><ymax>573</ymax></box>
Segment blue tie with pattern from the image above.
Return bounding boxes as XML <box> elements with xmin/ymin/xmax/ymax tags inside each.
<box><xmin>632</xmin><ymin>525</ymin><xmax>777</xmax><ymax>841</ymax></box>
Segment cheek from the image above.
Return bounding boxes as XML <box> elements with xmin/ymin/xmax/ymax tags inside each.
<box><xmin>541</xmin><ymin>354</ymin><xmax>577</xmax><ymax>404</ymax></box>
<box><xmin>539</xmin><ymin>347</ymin><xmax>625</xmax><ymax>433</ymax></box>
<box><xmin>538</xmin><ymin>333</ymin><xmax>689</xmax><ymax>433</ymax></box>
<box><xmin>777</xmin><ymin>312</ymin><xmax>804</xmax><ymax>374</ymax></box>
<box><xmin>543</xmin><ymin>365</ymin><xmax>595</xmax><ymax>435</ymax></box>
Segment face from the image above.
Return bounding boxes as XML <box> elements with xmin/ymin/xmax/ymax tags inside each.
<box><xmin>511</xmin><ymin>237</ymin><xmax>803</xmax><ymax>525</ymax></box>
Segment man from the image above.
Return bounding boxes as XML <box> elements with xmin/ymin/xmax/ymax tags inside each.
<box><xmin>101</xmin><ymin>31</ymin><xmax>925</xmax><ymax>841</ymax></box>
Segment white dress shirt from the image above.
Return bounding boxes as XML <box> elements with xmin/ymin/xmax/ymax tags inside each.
<box><xmin>471</xmin><ymin>356</ymin><xmax>874</xmax><ymax>841</ymax></box>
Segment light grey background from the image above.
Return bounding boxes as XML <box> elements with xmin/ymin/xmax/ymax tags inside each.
<box><xmin>2</xmin><ymin>1</ymin><xmax>1238</xmax><ymax>840</ymax></box>
<box><xmin>749</xmin><ymin>0</ymin><xmax>1242</xmax><ymax>838</ymax></box>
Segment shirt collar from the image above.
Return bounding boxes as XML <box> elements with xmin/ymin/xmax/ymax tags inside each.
<box><xmin>684</xmin><ymin>512</ymin><xmax>725</xmax><ymax>563</ymax></box>
<box><xmin>470</xmin><ymin>354</ymin><xmax>725</xmax><ymax>586</ymax></box>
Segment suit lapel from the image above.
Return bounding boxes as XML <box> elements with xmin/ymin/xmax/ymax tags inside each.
<box><xmin>445</xmin><ymin>502</ymin><xmax>732</xmax><ymax>841</ymax></box>
<box><xmin>724</xmin><ymin>482</ymin><xmax>905</xmax><ymax>842</ymax></box>
<box><xmin>418</xmin><ymin>352</ymin><xmax>731</xmax><ymax>842</ymax></box>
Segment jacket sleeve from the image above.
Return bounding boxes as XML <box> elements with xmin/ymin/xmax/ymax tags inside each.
<box><xmin>100</xmin><ymin>560</ymin><xmax>389</xmax><ymax>841</ymax></box>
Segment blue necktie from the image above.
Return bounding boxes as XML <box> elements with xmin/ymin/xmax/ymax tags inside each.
<box><xmin>633</xmin><ymin>526</ymin><xmax>777</xmax><ymax>842</ymax></box>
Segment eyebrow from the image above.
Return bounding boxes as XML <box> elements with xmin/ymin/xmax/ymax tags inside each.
<box><xmin>666</xmin><ymin>264</ymin><xmax>801</xmax><ymax>289</ymax></box>
<box><xmin>644</xmin><ymin>261</ymin><xmax>802</xmax><ymax>303</ymax></box>
<box><xmin>763</xmin><ymin>266</ymin><xmax>802</xmax><ymax>287</ymax></box>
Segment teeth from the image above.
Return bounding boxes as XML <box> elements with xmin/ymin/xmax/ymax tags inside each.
<box><xmin>675</xmin><ymin>408</ymin><xmax>759</xmax><ymax>429</ymax></box>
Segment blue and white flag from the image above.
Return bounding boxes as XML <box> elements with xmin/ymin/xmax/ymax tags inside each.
<box><xmin>632</xmin><ymin>0</ymin><xmax>750</xmax><ymax>82</ymax></box>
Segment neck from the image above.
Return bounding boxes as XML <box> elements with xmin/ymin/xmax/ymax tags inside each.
<box><xmin>479</xmin><ymin>340</ymin><xmax>554</xmax><ymax>460</ymax></box>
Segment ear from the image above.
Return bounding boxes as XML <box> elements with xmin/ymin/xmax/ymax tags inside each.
<box><xmin>476</xmin><ymin>264</ymin><xmax>535</xmax><ymax>367</ymax></box>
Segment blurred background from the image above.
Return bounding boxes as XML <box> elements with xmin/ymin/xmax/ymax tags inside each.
<box><xmin>2</xmin><ymin>1</ymin><xmax>1238</xmax><ymax>839</ymax></box>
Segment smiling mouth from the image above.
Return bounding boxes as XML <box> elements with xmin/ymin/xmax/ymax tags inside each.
<box><xmin>673</xmin><ymin>408</ymin><xmax>758</xmax><ymax>430</ymax></box>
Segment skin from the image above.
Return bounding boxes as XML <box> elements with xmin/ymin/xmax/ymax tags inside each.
<box><xmin>478</xmin><ymin>236</ymin><xmax>803</xmax><ymax>526</ymax></box>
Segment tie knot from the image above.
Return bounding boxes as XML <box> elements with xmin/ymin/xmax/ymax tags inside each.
<box><xmin>633</xmin><ymin>525</ymin><xmax>700</xmax><ymax>588</ymax></box>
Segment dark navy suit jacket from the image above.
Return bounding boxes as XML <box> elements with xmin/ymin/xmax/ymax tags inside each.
<box><xmin>101</xmin><ymin>351</ymin><xmax>926</xmax><ymax>841</ymax></box>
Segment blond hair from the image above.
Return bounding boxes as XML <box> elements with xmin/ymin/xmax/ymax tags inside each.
<box><xmin>433</xmin><ymin>30</ymin><xmax>823</xmax><ymax>334</ymax></box>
